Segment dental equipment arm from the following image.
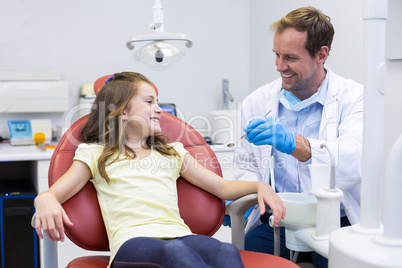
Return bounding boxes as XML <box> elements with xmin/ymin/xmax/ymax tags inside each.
<box><xmin>320</xmin><ymin>144</ymin><xmax>336</xmax><ymax>190</ymax></box>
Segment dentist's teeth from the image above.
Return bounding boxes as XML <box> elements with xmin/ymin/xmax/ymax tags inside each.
<box><xmin>283</xmin><ymin>74</ymin><xmax>294</xmax><ymax>78</ymax></box>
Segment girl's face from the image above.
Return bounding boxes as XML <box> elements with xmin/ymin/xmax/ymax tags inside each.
<box><xmin>123</xmin><ymin>82</ymin><xmax>162</xmax><ymax>139</ymax></box>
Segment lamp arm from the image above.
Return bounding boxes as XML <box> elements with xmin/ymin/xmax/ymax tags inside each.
<box><xmin>126</xmin><ymin>33</ymin><xmax>193</xmax><ymax>50</ymax></box>
<box><xmin>151</xmin><ymin>0</ymin><xmax>164</xmax><ymax>32</ymax></box>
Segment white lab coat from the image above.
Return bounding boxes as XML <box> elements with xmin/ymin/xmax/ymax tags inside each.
<box><xmin>235</xmin><ymin>68</ymin><xmax>363</xmax><ymax>233</ymax></box>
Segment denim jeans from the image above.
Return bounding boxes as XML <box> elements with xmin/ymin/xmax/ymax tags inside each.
<box><xmin>112</xmin><ymin>235</ymin><xmax>244</xmax><ymax>268</ymax></box>
<box><xmin>244</xmin><ymin>215</ymin><xmax>351</xmax><ymax>268</ymax></box>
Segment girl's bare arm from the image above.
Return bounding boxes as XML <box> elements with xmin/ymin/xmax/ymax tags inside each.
<box><xmin>180</xmin><ymin>154</ymin><xmax>286</xmax><ymax>226</ymax></box>
<box><xmin>34</xmin><ymin>160</ymin><xmax>91</xmax><ymax>241</ymax></box>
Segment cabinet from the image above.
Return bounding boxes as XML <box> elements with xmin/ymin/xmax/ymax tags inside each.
<box><xmin>0</xmin><ymin>145</ymin><xmax>106</xmax><ymax>268</ymax></box>
<box><xmin>0</xmin><ymin>180</ymin><xmax>38</xmax><ymax>268</ymax></box>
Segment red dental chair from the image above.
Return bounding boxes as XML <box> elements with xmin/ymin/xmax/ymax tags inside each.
<box><xmin>42</xmin><ymin>74</ymin><xmax>298</xmax><ymax>268</ymax></box>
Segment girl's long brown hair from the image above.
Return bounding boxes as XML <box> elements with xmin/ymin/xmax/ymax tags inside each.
<box><xmin>81</xmin><ymin>72</ymin><xmax>179</xmax><ymax>183</ymax></box>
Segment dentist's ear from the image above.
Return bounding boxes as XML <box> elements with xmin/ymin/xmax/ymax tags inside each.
<box><xmin>317</xmin><ymin>46</ymin><xmax>329</xmax><ymax>63</ymax></box>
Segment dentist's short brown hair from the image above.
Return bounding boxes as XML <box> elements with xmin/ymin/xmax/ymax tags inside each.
<box><xmin>271</xmin><ymin>6</ymin><xmax>335</xmax><ymax>58</ymax></box>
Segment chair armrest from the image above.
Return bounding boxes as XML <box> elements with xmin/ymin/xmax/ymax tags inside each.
<box><xmin>226</xmin><ymin>193</ymin><xmax>258</xmax><ymax>250</ymax></box>
<box><xmin>31</xmin><ymin>213</ymin><xmax>59</xmax><ymax>268</ymax></box>
<box><xmin>225</xmin><ymin>194</ymin><xmax>282</xmax><ymax>256</ymax></box>
<box><xmin>31</xmin><ymin>213</ymin><xmax>36</xmax><ymax>228</ymax></box>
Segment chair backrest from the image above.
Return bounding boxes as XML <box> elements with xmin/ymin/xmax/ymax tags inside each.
<box><xmin>48</xmin><ymin>76</ymin><xmax>225</xmax><ymax>251</ymax></box>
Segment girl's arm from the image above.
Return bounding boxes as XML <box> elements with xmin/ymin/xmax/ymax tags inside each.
<box><xmin>180</xmin><ymin>153</ymin><xmax>286</xmax><ymax>226</ymax></box>
<box><xmin>34</xmin><ymin>160</ymin><xmax>91</xmax><ymax>242</ymax></box>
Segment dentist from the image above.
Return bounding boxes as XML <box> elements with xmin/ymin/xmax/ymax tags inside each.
<box><xmin>234</xmin><ymin>7</ymin><xmax>363</xmax><ymax>267</ymax></box>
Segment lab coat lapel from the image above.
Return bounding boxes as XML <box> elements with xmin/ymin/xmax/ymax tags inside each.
<box><xmin>265</xmin><ymin>95</ymin><xmax>279</xmax><ymax>117</ymax></box>
<box><xmin>319</xmin><ymin>72</ymin><xmax>339</xmax><ymax>141</ymax></box>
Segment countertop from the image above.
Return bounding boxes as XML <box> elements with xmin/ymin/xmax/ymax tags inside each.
<box><xmin>0</xmin><ymin>143</ymin><xmax>55</xmax><ymax>161</ymax></box>
<box><xmin>0</xmin><ymin>143</ymin><xmax>233</xmax><ymax>162</ymax></box>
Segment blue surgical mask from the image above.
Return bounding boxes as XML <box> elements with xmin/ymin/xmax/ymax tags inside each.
<box><xmin>277</xmin><ymin>89</ymin><xmax>318</xmax><ymax>112</ymax></box>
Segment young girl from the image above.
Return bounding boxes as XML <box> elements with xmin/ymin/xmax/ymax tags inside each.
<box><xmin>34</xmin><ymin>72</ymin><xmax>286</xmax><ymax>268</ymax></box>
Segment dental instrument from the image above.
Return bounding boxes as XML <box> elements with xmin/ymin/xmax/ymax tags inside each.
<box><xmin>227</xmin><ymin>110</ymin><xmax>271</xmax><ymax>147</ymax></box>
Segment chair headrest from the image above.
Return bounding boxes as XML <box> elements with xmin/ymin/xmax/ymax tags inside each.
<box><xmin>93</xmin><ymin>74</ymin><xmax>159</xmax><ymax>96</ymax></box>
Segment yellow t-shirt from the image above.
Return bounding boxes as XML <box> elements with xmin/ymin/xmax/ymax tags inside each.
<box><xmin>74</xmin><ymin>142</ymin><xmax>193</xmax><ymax>266</ymax></box>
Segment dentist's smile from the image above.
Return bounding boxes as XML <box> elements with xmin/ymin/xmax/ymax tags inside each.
<box><xmin>282</xmin><ymin>73</ymin><xmax>295</xmax><ymax>79</ymax></box>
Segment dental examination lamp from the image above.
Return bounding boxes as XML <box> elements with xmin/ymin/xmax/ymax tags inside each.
<box><xmin>126</xmin><ymin>0</ymin><xmax>193</xmax><ymax>71</ymax></box>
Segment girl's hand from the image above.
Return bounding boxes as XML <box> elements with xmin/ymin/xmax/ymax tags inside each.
<box><xmin>256</xmin><ymin>182</ymin><xmax>286</xmax><ymax>227</ymax></box>
<box><xmin>34</xmin><ymin>191</ymin><xmax>73</xmax><ymax>242</ymax></box>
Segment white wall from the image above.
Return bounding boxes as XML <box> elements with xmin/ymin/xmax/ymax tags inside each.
<box><xmin>1</xmin><ymin>0</ymin><xmax>401</xmax><ymax>158</ymax></box>
<box><xmin>0</xmin><ymin>0</ymin><xmax>250</xmax><ymax>137</ymax></box>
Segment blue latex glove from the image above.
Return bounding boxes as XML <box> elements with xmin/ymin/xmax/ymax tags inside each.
<box><xmin>244</xmin><ymin>116</ymin><xmax>296</xmax><ymax>154</ymax></box>
<box><xmin>222</xmin><ymin>215</ymin><xmax>232</xmax><ymax>227</ymax></box>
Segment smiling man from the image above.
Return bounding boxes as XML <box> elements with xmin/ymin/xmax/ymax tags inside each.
<box><xmin>233</xmin><ymin>7</ymin><xmax>363</xmax><ymax>268</ymax></box>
